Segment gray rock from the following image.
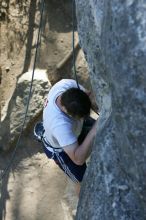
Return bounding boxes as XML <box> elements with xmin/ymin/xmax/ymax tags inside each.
<box><xmin>75</xmin><ymin>0</ymin><xmax>146</xmax><ymax>219</ymax></box>
<box><xmin>0</xmin><ymin>69</ymin><xmax>51</xmax><ymax>150</ymax></box>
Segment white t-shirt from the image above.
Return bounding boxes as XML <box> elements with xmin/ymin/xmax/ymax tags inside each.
<box><xmin>43</xmin><ymin>79</ymin><xmax>84</xmax><ymax>148</ymax></box>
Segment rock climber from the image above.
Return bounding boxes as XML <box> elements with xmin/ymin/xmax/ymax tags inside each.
<box><xmin>34</xmin><ymin>79</ymin><xmax>98</xmax><ymax>194</ymax></box>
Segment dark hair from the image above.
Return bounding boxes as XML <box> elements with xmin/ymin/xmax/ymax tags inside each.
<box><xmin>61</xmin><ymin>88</ymin><xmax>91</xmax><ymax>118</ymax></box>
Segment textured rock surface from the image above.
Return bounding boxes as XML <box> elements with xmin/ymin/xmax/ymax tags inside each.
<box><xmin>75</xmin><ymin>1</ymin><xmax>146</xmax><ymax>219</ymax></box>
<box><xmin>0</xmin><ymin>69</ymin><xmax>50</xmax><ymax>150</ymax></box>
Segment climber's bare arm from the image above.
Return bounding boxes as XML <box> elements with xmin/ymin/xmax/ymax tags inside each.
<box><xmin>63</xmin><ymin>120</ymin><xmax>98</xmax><ymax>165</ymax></box>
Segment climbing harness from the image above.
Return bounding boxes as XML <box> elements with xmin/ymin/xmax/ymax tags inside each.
<box><xmin>34</xmin><ymin>121</ymin><xmax>62</xmax><ymax>153</ymax></box>
<box><xmin>0</xmin><ymin>0</ymin><xmax>45</xmax><ymax>181</ymax></box>
<box><xmin>34</xmin><ymin>122</ymin><xmax>79</xmax><ymax>183</ymax></box>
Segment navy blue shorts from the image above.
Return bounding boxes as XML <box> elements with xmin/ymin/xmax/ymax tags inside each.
<box><xmin>43</xmin><ymin>146</ymin><xmax>86</xmax><ymax>183</ymax></box>
<box><xmin>34</xmin><ymin>117</ymin><xmax>95</xmax><ymax>183</ymax></box>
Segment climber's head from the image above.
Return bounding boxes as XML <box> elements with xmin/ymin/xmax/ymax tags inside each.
<box><xmin>61</xmin><ymin>88</ymin><xmax>91</xmax><ymax>119</ymax></box>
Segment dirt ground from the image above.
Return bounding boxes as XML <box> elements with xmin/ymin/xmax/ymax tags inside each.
<box><xmin>0</xmin><ymin>1</ymin><xmax>91</xmax><ymax>220</ymax></box>
<box><xmin>0</xmin><ymin>128</ymin><xmax>78</xmax><ymax>220</ymax></box>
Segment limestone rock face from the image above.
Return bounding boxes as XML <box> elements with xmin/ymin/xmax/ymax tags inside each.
<box><xmin>0</xmin><ymin>69</ymin><xmax>50</xmax><ymax>150</ymax></box>
<box><xmin>75</xmin><ymin>1</ymin><xmax>146</xmax><ymax>219</ymax></box>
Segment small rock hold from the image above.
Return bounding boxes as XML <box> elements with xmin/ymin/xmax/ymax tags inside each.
<box><xmin>118</xmin><ymin>185</ymin><xmax>129</xmax><ymax>191</ymax></box>
<box><xmin>5</xmin><ymin>67</ymin><xmax>10</xmax><ymax>72</ymax></box>
<box><xmin>112</xmin><ymin>202</ymin><xmax>116</xmax><ymax>208</ymax></box>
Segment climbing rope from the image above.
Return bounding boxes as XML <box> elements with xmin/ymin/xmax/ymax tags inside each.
<box><xmin>0</xmin><ymin>0</ymin><xmax>45</xmax><ymax>181</ymax></box>
<box><xmin>72</xmin><ymin>0</ymin><xmax>80</xmax><ymax>89</ymax></box>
